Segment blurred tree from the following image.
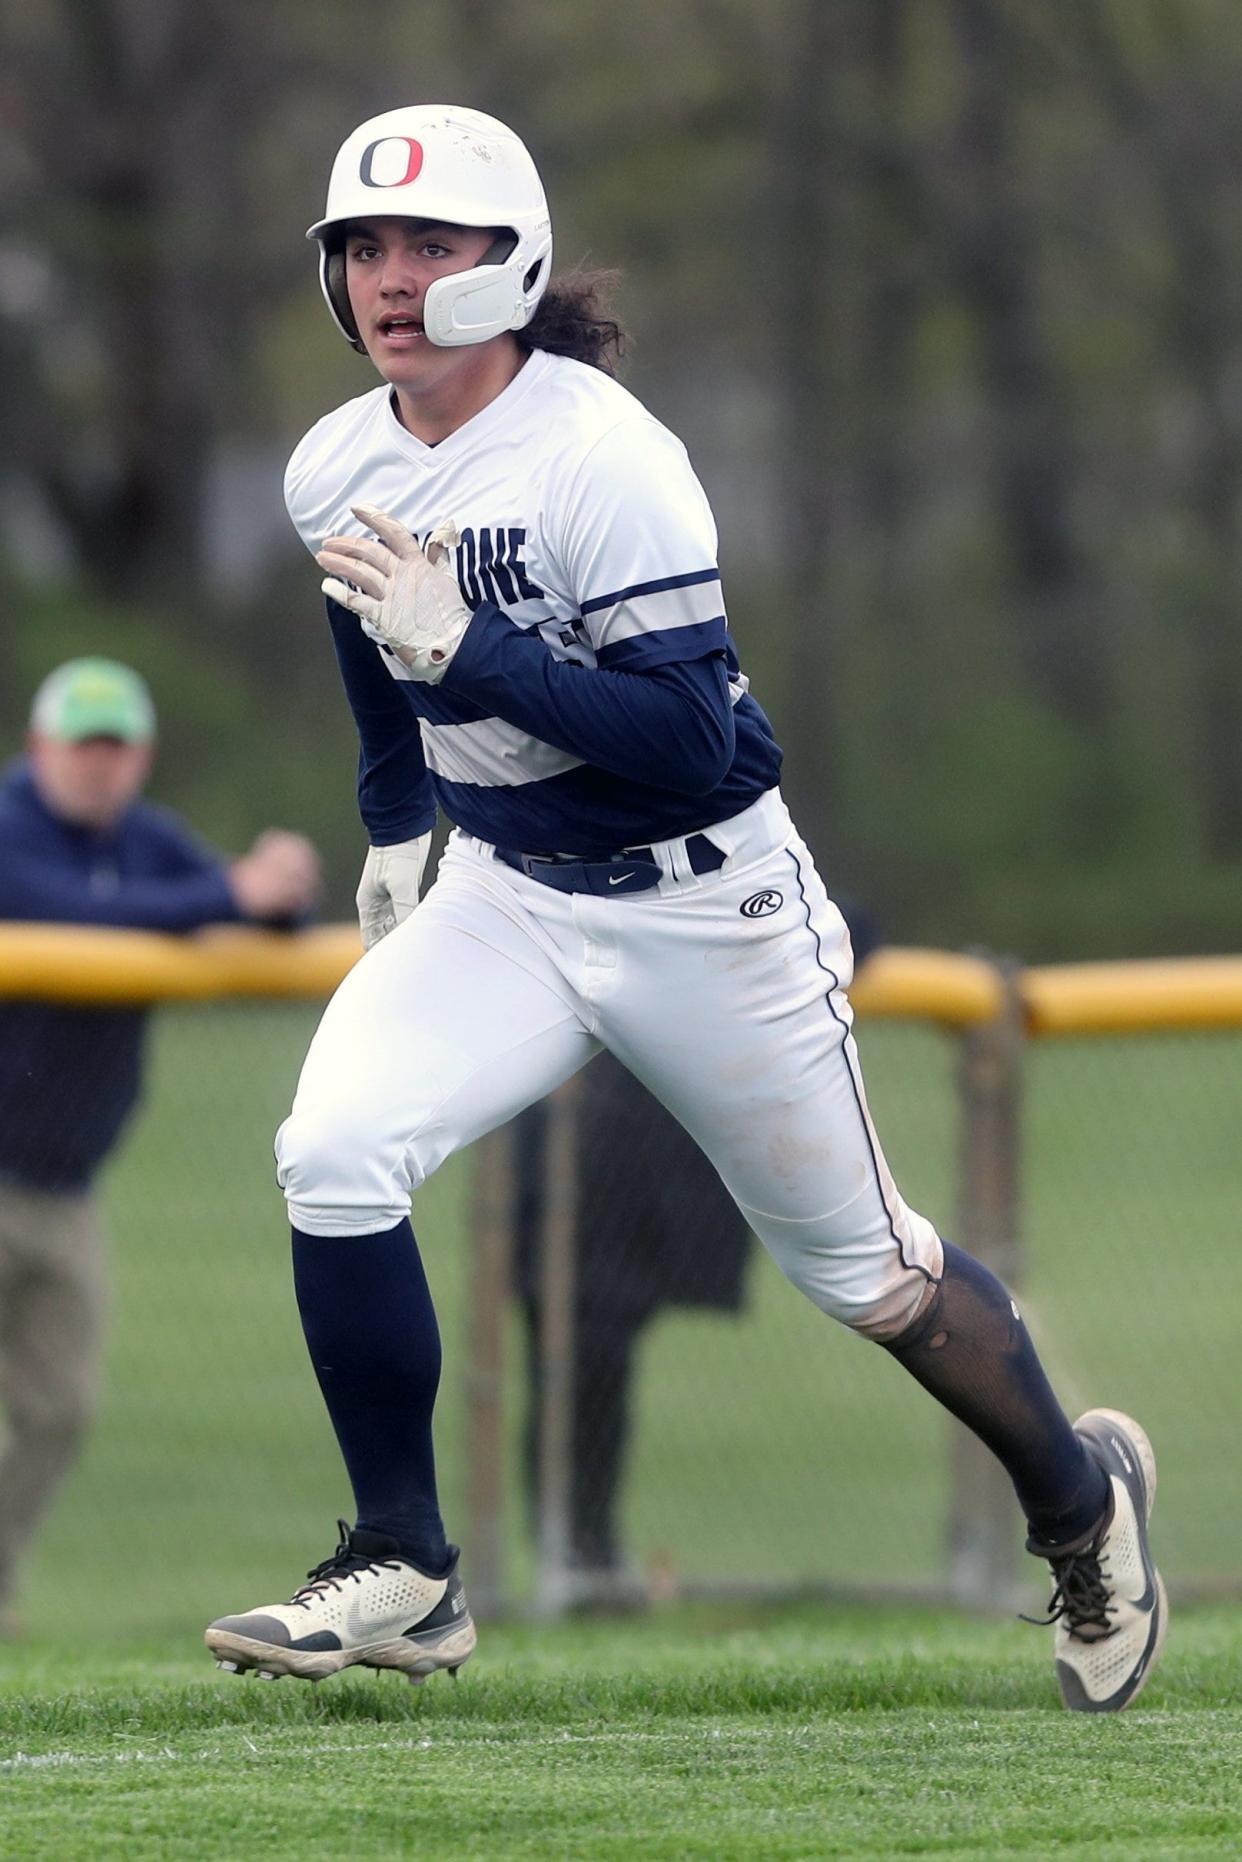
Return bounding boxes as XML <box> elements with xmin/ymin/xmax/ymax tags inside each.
<box><xmin>1064</xmin><ymin>0</ymin><xmax>1242</xmax><ymax>857</ymax></box>
<box><xmin>2</xmin><ymin>0</ymin><xmax>1241</xmax><ymax>950</ymax></box>
<box><xmin>0</xmin><ymin>0</ymin><xmax>411</xmax><ymax>601</ymax></box>
<box><xmin>947</xmin><ymin>0</ymin><xmax>1099</xmax><ymax>720</ymax></box>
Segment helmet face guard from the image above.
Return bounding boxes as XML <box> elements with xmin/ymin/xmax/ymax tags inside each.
<box><xmin>309</xmin><ymin>106</ymin><xmax>553</xmax><ymax>351</ymax></box>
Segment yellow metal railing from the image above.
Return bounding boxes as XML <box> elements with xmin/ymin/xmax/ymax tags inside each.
<box><xmin>2</xmin><ymin>926</ymin><xmax>1240</xmax><ymax>1037</ymax></box>
<box><xmin>0</xmin><ymin>924</ymin><xmax>361</xmax><ymax>1003</ymax></box>
<box><xmin>0</xmin><ymin>926</ymin><xmax>1011</xmax><ymax>1019</ymax></box>
<box><xmin>1022</xmin><ymin>955</ymin><xmax>1242</xmax><ymax>1035</ymax></box>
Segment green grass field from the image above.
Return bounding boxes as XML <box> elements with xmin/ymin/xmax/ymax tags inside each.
<box><xmin>4</xmin><ymin>1006</ymin><xmax>1240</xmax><ymax>1855</ymax></box>
<box><xmin>3</xmin><ymin>1605</ymin><xmax>1241</xmax><ymax>1858</ymax></box>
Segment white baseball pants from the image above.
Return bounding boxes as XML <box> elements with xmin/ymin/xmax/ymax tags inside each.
<box><xmin>276</xmin><ymin>789</ymin><xmax>943</xmax><ymax>1338</ymax></box>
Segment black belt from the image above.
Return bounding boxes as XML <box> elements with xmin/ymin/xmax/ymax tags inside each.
<box><xmin>494</xmin><ymin>832</ymin><xmax>726</xmax><ymax>897</ymax></box>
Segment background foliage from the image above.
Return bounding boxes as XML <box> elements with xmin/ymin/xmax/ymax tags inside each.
<box><xmin>3</xmin><ymin>0</ymin><xmax>1241</xmax><ymax>957</ymax></box>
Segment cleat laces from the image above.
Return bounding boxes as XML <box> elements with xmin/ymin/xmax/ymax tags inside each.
<box><xmin>290</xmin><ymin>1519</ymin><xmax>402</xmax><ymax>1610</ymax></box>
<box><xmin>1023</xmin><ymin>1546</ymin><xmax>1117</xmax><ymax>1640</ymax></box>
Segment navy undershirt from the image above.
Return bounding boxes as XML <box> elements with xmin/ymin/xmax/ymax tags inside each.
<box><xmin>326</xmin><ymin>597</ymin><xmax>782</xmax><ymax>853</ymax></box>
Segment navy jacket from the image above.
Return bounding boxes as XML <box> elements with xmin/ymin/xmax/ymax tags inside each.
<box><xmin>0</xmin><ymin>760</ymin><xmax>242</xmax><ymax>1191</ymax></box>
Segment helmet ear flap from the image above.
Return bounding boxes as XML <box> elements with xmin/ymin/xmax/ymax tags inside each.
<box><xmin>325</xmin><ymin>244</ymin><xmax>366</xmax><ymax>353</ymax></box>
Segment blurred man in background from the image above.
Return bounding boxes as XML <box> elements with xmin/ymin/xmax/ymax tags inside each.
<box><xmin>0</xmin><ymin>657</ymin><xmax>320</xmax><ymax>1629</ymax></box>
<box><xmin>514</xmin><ymin>1055</ymin><xmax>754</xmax><ymax>1607</ymax></box>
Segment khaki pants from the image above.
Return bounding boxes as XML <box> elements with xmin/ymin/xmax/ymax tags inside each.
<box><xmin>0</xmin><ymin>1177</ymin><xmax>107</xmax><ymax>1610</ymax></box>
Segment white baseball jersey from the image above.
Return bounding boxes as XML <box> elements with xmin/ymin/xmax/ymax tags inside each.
<box><xmin>278</xmin><ymin>347</ymin><xmax>944</xmax><ymax>1342</ymax></box>
<box><xmin>285</xmin><ymin>349</ymin><xmax>781</xmax><ymax>854</ymax></box>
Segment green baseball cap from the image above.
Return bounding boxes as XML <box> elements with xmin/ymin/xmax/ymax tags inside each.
<box><xmin>29</xmin><ymin>658</ymin><xmax>156</xmax><ymax>744</ymax></box>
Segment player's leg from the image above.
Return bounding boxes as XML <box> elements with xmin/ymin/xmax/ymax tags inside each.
<box><xmin>0</xmin><ymin>1185</ymin><xmax>106</xmax><ymax>1625</ymax></box>
<box><xmin>207</xmin><ymin>855</ymin><xmax>599</xmax><ymax>1682</ymax></box>
<box><xmin>601</xmin><ymin>795</ymin><xmax>1161</xmax><ymax>1709</ymax></box>
<box><xmin>616</xmin><ymin>906</ymin><xmax>1101</xmax><ymax>1543</ymax></box>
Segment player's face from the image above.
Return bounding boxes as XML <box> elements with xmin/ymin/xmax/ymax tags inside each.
<box><xmin>344</xmin><ymin>218</ymin><xmax>514</xmax><ymax>414</ymax></box>
<box><xmin>28</xmin><ymin>732</ymin><xmax>153</xmax><ymax>829</ymax></box>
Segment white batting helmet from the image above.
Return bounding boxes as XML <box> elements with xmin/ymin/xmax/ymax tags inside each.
<box><xmin>308</xmin><ymin>105</ymin><xmax>553</xmax><ymax>351</ymax></box>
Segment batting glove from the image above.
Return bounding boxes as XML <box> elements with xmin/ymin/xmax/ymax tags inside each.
<box><xmin>317</xmin><ymin>504</ymin><xmax>471</xmax><ymax>683</ymax></box>
<box><xmin>356</xmin><ymin>833</ymin><xmax>432</xmax><ymax>949</ymax></box>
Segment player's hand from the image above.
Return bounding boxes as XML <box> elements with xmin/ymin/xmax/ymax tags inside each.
<box><xmin>317</xmin><ymin>505</ymin><xmax>470</xmax><ymax>684</ymax></box>
<box><xmin>356</xmin><ymin>833</ymin><xmax>432</xmax><ymax>949</ymax></box>
<box><xmin>229</xmin><ymin>830</ymin><xmax>321</xmax><ymax>922</ymax></box>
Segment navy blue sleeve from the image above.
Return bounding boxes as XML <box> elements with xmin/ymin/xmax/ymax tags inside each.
<box><xmin>442</xmin><ymin>604</ymin><xmax>735</xmax><ymax>796</ymax></box>
<box><xmin>0</xmin><ymin>848</ymin><xmax>240</xmax><ymax>931</ymax></box>
<box><xmin>327</xmin><ymin>597</ymin><xmax>437</xmax><ymax>845</ymax></box>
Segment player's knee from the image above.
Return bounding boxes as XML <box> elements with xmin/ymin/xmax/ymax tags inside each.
<box><xmin>846</xmin><ymin>1271</ymin><xmax>939</xmax><ymax>1342</ymax></box>
<box><xmin>803</xmin><ymin>1266</ymin><xmax>931</xmax><ymax>1340</ymax></box>
<box><xmin>759</xmin><ymin>1224</ymin><xmax>941</xmax><ymax>1340</ymax></box>
<box><xmin>275</xmin><ymin>1106</ymin><xmax>413</xmax><ymax>1236</ymax></box>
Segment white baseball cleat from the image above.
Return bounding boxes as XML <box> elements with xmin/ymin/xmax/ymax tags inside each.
<box><xmin>205</xmin><ymin>1520</ymin><xmax>476</xmax><ymax>1684</ymax></box>
<box><xmin>1028</xmin><ymin>1409</ymin><xmax>1167</xmax><ymax>1713</ymax></box>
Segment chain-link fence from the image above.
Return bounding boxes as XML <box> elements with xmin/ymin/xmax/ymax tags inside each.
<box><xmin>491</xmin><ymin>1008</ymin><xmax>1242</xmax><ymax>1618</ymax></box>
<box><xmin>2</xmin><ymin>938</ymin><xmax>1239</xmax><ymax>1641</ymax></box>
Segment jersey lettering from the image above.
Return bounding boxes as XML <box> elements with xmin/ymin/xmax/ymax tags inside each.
<box><xmin>453</xmin><ymin>527</ymin><xmax>545</xmax><ymax>613</ymax></box>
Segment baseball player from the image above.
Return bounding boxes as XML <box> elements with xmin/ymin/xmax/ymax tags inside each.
<box><xmin>206</xmin><ymin>106</ymin><xmax>1165</xmax><ymax>1711</ymax></box>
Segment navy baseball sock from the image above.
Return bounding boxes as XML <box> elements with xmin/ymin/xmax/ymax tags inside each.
<box><xmin>883</xmin><ymin>1241</ymin><xmax>1109</xmax><ymax>1548</ymax></box>
<box><xmin>292</xmin><ymin>1219</ymin><xmax>450</xmax><ymax>1574</ymax></box>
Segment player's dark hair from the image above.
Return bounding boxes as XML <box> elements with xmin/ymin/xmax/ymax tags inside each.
<box><xmin>519</xmin><ymin>268</ymin><xmax>627</xmax><ymax>374</ymax></box>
